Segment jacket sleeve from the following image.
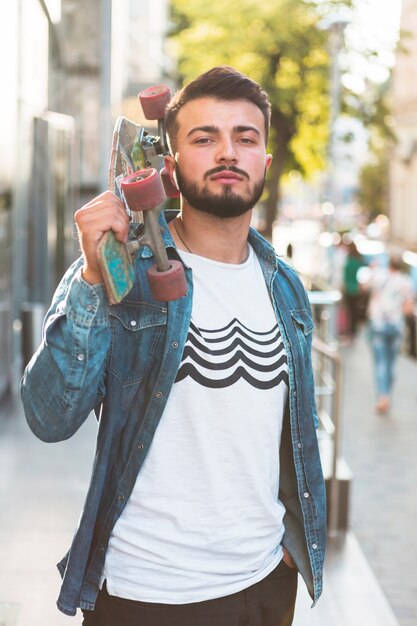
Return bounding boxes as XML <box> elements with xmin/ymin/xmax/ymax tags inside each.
<box><xmin>20</xmin><ymin>258</ymin><xmax>112</xmax><ymax>443</ymax></box>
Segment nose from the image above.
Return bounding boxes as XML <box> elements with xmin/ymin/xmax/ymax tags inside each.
<box><xmin>215</xmin><ymin>136</ymin><xmax>238</xmax><ymax>164</ymax></box>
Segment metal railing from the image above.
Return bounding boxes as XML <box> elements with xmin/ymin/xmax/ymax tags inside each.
<box><xmin>309</xmin><ymin>289</ymin><xmax>346</xmax><ymax>535</ymax></box>
<box><xmin>312</xmin><ymin>335</ymin><xmax>343</xmax><ymax>536</ymax></box>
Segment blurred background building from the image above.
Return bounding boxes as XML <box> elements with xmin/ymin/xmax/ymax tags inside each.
<box><xmin>0</xmin><ymin>0</ymin><xmax>170</xmax><ymax>399</ymax></box>
<box><xmin>391</xmin><ymin>0</ymin><xmax>417</xmax><ymax>257</ymax></box>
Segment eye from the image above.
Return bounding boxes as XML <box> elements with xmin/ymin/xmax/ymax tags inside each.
<box><xmin>237</xmin><ymin>136</ymin><xmax>257</xmax><ymax>145</ymax></box>
<box><xmin>193</xmin><ymin>136</ymin><xmax>214</xmax><ymax>145</ymax></box>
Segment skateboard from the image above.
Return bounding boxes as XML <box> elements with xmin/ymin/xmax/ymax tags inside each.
<box><xmin>97</xmin><ymin>84</ymin><xmax>186</xmax><ymax>304</ymax></box>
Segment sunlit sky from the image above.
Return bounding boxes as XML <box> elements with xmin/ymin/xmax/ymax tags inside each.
<box><xmin>351</xmin><ymin>0</ymin><xmax>402</xmax><ymax>48</ymax></box>
<box><xmin>344</xmin><ymin>0</ymin><xmax>403</xmax><ymax>90</ymax></box>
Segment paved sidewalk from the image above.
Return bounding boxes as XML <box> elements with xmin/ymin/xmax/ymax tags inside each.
<box><xmin>340</xmin><ymin>332</ymin><xmax>417</xmax><ymax>626</ymax></box>
<box><xmin>1</xmin><ymin>332</ymin><xmax>413</xmax><ymax>625</ymax></box>
<box><xmin>0</xmin><ymin>398</ymin><xmax>96</xmax><ymax>625</ymax></box>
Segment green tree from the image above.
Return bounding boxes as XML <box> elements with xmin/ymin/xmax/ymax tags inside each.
<box><xmin>168</xmin><ymin>0</ymin><xmax>352</xmax><ymax>237</ymax></box>
<box><xmin>355</xmin><ymin>81</ymin><xmax>395</xmax><ymax>220</ymax></box>
<box><xmin>357</xmin><ymin>155</ymin><xmax>389</xmax><ymax>220</ymax></box>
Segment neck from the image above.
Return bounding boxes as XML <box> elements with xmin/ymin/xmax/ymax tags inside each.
<box><xmin>170</xmin><ymin>206</ymin><xmax>251</xmax><ymax>264</ymax></box>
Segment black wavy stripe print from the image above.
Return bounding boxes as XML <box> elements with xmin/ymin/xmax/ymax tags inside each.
<box><xmin>175</xmin><ymin>319</ymin><xmax>288</xmax><ymax>390</ymax></box>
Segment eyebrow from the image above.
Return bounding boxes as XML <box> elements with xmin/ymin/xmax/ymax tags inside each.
<box><xmin>186</xmin><ymin>125</ymin><xmax>261</xmax><ymax>138</ymax></box>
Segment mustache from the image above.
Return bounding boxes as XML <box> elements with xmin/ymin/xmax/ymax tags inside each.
<box><xmin>204</xmin><ymin>165</ymin><xmax>249</xmax><ymax>180</ymax></box>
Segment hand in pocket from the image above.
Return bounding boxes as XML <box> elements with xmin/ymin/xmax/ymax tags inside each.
<box><xmin>282</xmin><ymin>547</ymin><xmax>297</xmax><ymax>570</ymax></box>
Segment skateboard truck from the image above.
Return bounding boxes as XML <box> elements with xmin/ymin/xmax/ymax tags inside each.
<box><xmin>97</xmin><ymin>84</ymin><xmax>184</xmax><ymax>304</ymax></box>
<box><xmin>121</xmin><ymin>168</ymin><xmax>186</xmax><ymax>301</ymax></box>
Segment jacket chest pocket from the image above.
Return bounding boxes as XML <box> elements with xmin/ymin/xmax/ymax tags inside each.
<box><xmin>109</xmin><ymin>302</ymin><xmax>167</xmax><ymax>387</ymax></box>
<box><xmin>290</xmin><ymin>309</ymin><xmax>314</xmax><ymax>364</ymax></box>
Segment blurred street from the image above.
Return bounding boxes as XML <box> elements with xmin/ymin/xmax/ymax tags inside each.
<box><xmin>1</xmin><ymin>329</ymin><xmax>416</xmax><ymax>625</ymax></box>
<box><xmin>340</xmin><ymin>331</ymin><xmax>417</xmax><ymax>626</ymax></box>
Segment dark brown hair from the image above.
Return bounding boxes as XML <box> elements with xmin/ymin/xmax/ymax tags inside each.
<box><xmin>165</xmin><ymin>66</ymin><xmax>271</xmax><ymax>152</ymax></box>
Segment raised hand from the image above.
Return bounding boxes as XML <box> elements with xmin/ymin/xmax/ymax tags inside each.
<box><xmin>74</xmin><ymin>191</ymin><xmax>130</xmax><ymax>284</ymax></box>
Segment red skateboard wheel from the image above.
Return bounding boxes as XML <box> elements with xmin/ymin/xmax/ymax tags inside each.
<box><xmin>121</xmin><ymin>168</ymin><xmax>166</xmax><ymax>212</ymax></box>
<box><xmin>160</xmin><ymin>167</ymin><xmax>180</xmax><ymax>199</ymax></box>
<box><xmin>139</xmin><ymin>84</ymin><xmax>171</xmax><ymax>121</ymax></box>
<box><xmin>147</xmin><ymin>260</ymin><xmax>187</xmax><ymax>301</ymax></box>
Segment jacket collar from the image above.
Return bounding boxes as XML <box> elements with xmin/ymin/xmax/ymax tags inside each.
<box><xmin>138</xmin><ymin>211</ymin><xmax>280</xmax><ymax>272</ymax></box>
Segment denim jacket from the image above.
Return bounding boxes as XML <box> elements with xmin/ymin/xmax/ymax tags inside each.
<box><xmin>21</xmin><ymin>217</ymin><xmax>326</xmax><ymax>617</ymax></box>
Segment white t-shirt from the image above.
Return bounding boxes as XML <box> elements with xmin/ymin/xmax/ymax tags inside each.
<box><xmin>103</xmin><ymin>245</ymin><xmax>289</xmax><ymax>603</ymax></box>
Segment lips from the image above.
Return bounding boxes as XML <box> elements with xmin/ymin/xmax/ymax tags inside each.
<box><xmin>210</xmin><ymin>171</ymin><xmax>243</xmax><ymax>182</ymax></box>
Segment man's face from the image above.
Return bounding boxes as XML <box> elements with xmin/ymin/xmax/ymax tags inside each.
<box><xmin>166</xmin><ymin>97</ymin><xmax>272</xmax><ymax>218</ymax></box>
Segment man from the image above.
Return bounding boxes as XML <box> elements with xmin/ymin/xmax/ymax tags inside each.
<box><xmin>21</xmin><ymin>66</ymin><xmax>326</xmax><ymax>625</ymax></box>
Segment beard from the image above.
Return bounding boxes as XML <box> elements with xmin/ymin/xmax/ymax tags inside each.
<box><xmin>174</xmin><ymin>164</ymin><xmax>267</xmax><ymax>219</ymax></box>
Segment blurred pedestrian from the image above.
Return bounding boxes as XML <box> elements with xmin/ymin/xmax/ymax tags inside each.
<box><xmin>330</xmin><ymin>240</ymin><xmax>349</xmax><ymax>336</ymax></box>
<box><xmin>330</xmin><ymin>240</ymin><xmax>348</xmax><ymax>292</ymax></box>
<box><xmin>367</xmin><ymin>256</ymin><xmax>414</xmax><ymax>414</ymax></box>
<box><xmin>342</xmin><ymin>241</ymin><xmax>365</xmax><ymax>340</ymax></box>
<box><xmin>20</xmin><ymin>66</ymin><xmax>326</xmax><ymax>625</ymax></box>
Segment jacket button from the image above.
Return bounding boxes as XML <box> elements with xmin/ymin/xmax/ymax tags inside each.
<box><xmin>155</xmin><ymin>391</ymin><xmax>163</xmax><ymax>398</ymax></box>
<box><xmin>312</xmin><ymin>543</ymin><xmax>318</xmax><ymax>550</ymax></box>
<box><xmin>130</xmin><ymin>320</ymin><xmax>137</xmax><ymax>327</ymax></box>
<box><xmin>303</xmin><ymin>492</ymin><xmax>310</xmax><ymax>498</ymax></box>
<box><xmin>77</xmin><ymin>353</ymin><xmax>85</xmax><ymax>361</ymax></box>
<box><xmin>118</xmin><ymin>494</ymin><xmax>124</xmax><ymax>501</ymax></box>
<box><xmin>172</xmin><ymin>341</ymin><xmax>178</xmax><ymax>348</ymax></box>
<box><xmin>137</xmin><ymin>443</ymin><xmax>144</xmax><ymax>450</ymax></box>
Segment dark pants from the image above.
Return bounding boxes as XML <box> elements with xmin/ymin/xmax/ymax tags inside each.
<box><xmin>82</xmin><ymin>560</ymin><xmax>298</xmax><ymax>626</ymax></box>
<box><xmin>344</xmin><ymin>293</ymin><xmax>361</xmax><ymax>337</ymax></box>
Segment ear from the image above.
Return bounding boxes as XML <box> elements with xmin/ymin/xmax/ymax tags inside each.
<box><xmin>265</xmin><ymin>154</ymin><xmax>273</xmax><ymax>172</ymax></box>
<box><xmin>164</xmin><ymin>155</ymin><xmax>178</xmax><ymax>188</ymax></box>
